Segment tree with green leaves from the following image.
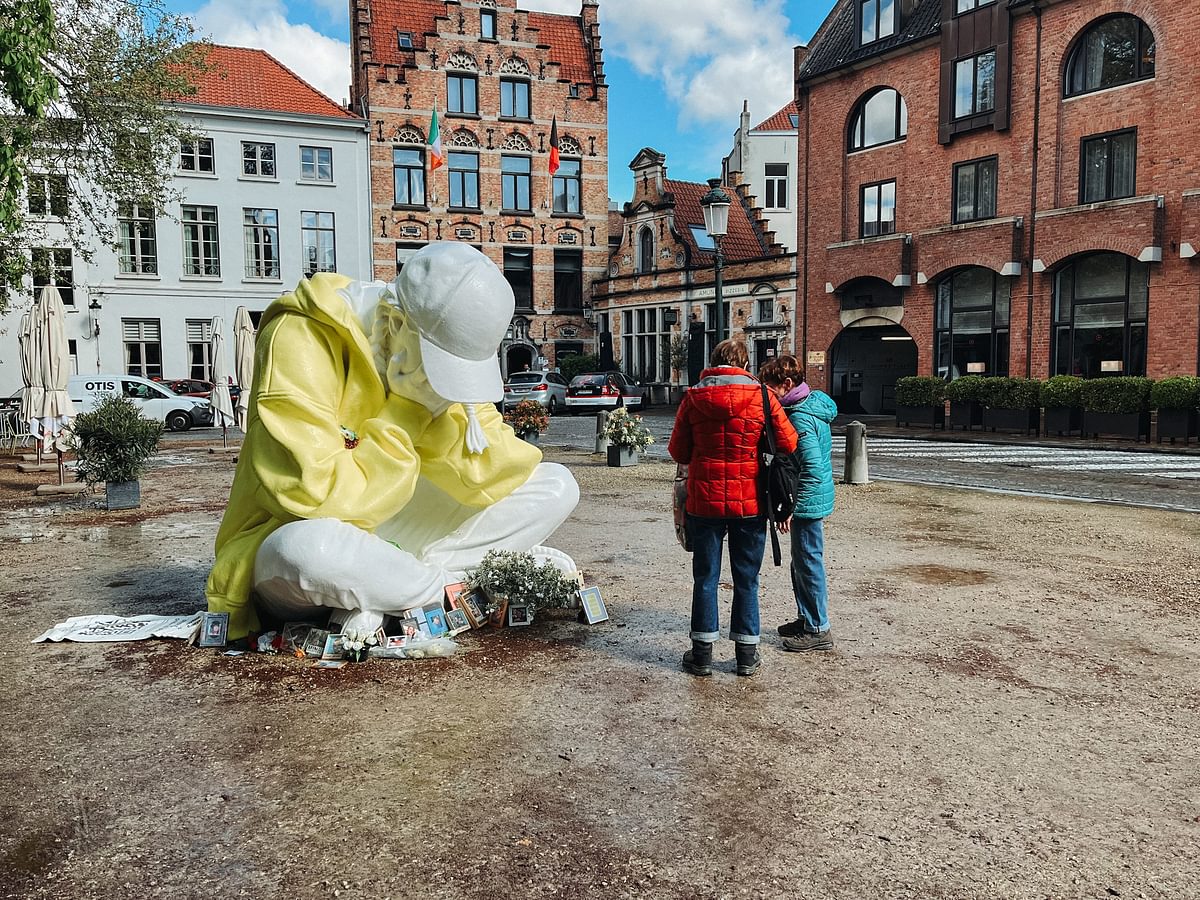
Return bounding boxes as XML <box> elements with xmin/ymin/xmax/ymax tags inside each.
<box><xmin>0</xmin><ymin>0</ymin><xmax>207</xmax><ymax>314</ymax></box>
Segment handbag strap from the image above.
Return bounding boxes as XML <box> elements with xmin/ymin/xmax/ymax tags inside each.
<box><xmin>759</xmin><ymin>384</ymin><xmax>782</xmax><ymax>567</ymax></box>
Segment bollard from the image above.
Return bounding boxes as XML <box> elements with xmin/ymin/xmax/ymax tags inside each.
<box><xmin>843</xmin><ymin>420</ymin><xmax>869</xmax><ymax>484</ymax></box>
<box><xmin>595</xmin><ymin>410</ymin><xmax>610</xmax><ymax>454</ymax></box>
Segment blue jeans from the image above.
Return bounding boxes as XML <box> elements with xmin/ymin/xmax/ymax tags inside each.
<box><xmin>790</xmin><ymin>517</ymin><xmax>830</xmax><ymax>633</ymax></box>
<box><xmin>687</xmin><ymin>514</ymin><xmax>766</xmax><ymax>644</ymax></box>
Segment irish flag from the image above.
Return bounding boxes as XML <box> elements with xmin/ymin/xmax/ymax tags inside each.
<box><xmin>429</xmin><ymin>105</ymin><xmax>445</xmax><ymax>171</ymax></box>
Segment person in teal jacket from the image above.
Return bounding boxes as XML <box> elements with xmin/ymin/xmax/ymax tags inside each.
<box><xmin>759</xmin><ymin>355</ymin><xmax>839</xmax><ymax>651</ymax></box>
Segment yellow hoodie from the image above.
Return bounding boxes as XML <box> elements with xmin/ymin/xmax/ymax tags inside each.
<box><xmin>205</xmin><ymin>273</ymin><xmax>540</xmax><ymax>639</ymax></box>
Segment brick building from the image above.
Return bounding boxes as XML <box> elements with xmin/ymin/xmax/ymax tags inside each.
<box><xmin>591</xmin><ymin>149</ymin><xmax>795</xmax><ymax>391</ymax></box>
<box><xmin>796</xmin><ymin>0</ymin><xmax>1200</xmax><ymax>415</ymax></box>
<box><xmin>349</xmin><ymin>0</ymin><xmax>609</xmax><ymax>377</ymax></box>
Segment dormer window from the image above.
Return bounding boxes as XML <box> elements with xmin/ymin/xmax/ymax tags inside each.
<box><xmin>860</xmin><ymin>0</ymin><xmax>896</xmax><ymax>45</ymax></box>
<box><xmin>396</xmin><ymin>31</ymin><xmax>413</xmax><ymax>49</ymax></box>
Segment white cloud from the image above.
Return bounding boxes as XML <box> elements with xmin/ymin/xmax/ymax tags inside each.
<box><xmin>190</xmin><ymin>0</ymin><xmax>351</xmax><ymax>105</ymax></box>
<box><xmin>526</xmin><ymin>0</ymin><xmax>798</xmax><ymax>130</ymax></box>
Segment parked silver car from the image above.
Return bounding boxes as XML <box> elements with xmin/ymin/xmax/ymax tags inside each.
<box><xmin>502</xmin><ymin>370</ymin><xmax>569</xmax><ymax>415</ymax></box>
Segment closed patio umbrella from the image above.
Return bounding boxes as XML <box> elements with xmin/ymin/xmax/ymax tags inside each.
<box><xmin>32</xmin><ymin>285</ymin><xmax>78</xmax><ymax>482</ymax></box>
<box><xmin>233</xmin><ymin>306</ymin><xmax>255</xmax><ymax>431</ymax></box>
<box><xmin>209</xmin><ymin>316</ymin><xmax>236</xmax><ymax>447</ymax></box>
<box><xmin>17</xmin><ymin>312</ymin><xmax>44</xmax><ymax>452</ymax></box>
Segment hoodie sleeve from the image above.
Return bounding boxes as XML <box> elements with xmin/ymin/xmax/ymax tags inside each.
<box><xmin>249</xmin><ymin>314</ymin><xmax>430</xmax><ymax>528</ymax></box>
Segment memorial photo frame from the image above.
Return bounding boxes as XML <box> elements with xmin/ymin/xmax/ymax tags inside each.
<box><xmin>444</xmin><ymin>581</ymin><xmax>468</xmax><ymax>610</ymax></box>
<box><xmin>578</xmin><ymin>586</ymin><xmax>608</xmax><ymax>625</ymax></box>
<box><xmin>458</xmin><ymin>590</ymin><xmax>487</xmax><ymax>628</ymax></box>
<box><xmin>445</xmin><ymin>608</ymin><xmax>471</xmax><ymax>635</ymax></box>
<box><xmin>506</xmin><ymin>604</ymin><xmax>532</xmax><ymax>628</ymax></box>
<box><xmin>198</xmin><ymin>612</ymin><xmax>229</xmax><ymax>648</ymax></box>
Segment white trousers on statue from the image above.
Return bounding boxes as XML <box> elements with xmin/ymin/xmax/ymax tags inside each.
<box><xmin>253</xmin><ymin>462</ymin><xmax>579</xmax><ymax>623</ymax></box>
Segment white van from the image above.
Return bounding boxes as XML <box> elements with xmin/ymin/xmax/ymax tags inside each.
<box><xmin>68</xmin><ymin>374</ymin><xmax>212</xmax><ymax>432</ymax></box>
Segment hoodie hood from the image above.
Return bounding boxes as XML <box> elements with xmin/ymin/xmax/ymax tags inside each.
<box><xmin>788</xmin><ymin>389</ymin><xmax>838</xmax><ymax>425</ymax></box>
<box><xmin>259</xmin><ymin>272</ymin><xmax>376</xmax><ymax>373</ymax></box>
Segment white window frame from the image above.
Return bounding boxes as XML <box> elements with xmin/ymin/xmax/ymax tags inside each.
<box><xmin>182</xmin><ymin>205</ymin><xmax>220</xmax><ymax>277</ymax></box>
<box><xmin>118</xmin><ymin>203</ymin><xmax>158</xmax><ymax>275</ymax></box>
<box><xmin>243</xmin><ymin>208</ymin><xmax>280</xmax><ymax>279</ymax></box>
<box><xmin>180</xmin><ymin>137</ymin><xmax>214</xmax><ymax>173</ymax></box>
<box><xmin>299</xmin><ymin>145</ymin><xmax>333</xmax><ymax>182</ymax></box>
<box><xmin>242</xmin><ymin>141</ymin><xmax>277</xmax><ymax>178</ymax></box>
<box><xmin>301</xmin><ymin>211</ymin><xmax>336</xmax><ymax>275</ymax></box>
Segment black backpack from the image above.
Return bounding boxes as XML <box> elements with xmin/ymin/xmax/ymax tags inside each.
<box><xmin>759</xmin><ymin>385</ymin><xmax>801</xmax><ymax>566</ymax></box>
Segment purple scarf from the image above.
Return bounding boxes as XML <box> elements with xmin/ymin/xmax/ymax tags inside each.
<box><xmin>781</xmin><ymin>382</ymin><xmax>811</xmax><ymax>406</ymax></box>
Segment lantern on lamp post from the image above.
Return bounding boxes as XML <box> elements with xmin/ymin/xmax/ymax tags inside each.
<box><xmin>699</xmin><ymin>178</ymin><xmax>731</xmax><ymax>344</ymax></box>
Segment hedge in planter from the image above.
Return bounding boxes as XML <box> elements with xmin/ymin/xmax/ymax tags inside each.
<box><xmin>894</xmin><ymin>376</ymin><xmax>944</xmax><ymax>428</ymax></box>
<box><xmin>980</xmin><ymin>377</ymin><xmax>1041</xmax><ymax>434</ymax></box>
<box><xmin>944</xmin><ymin>375</ymin><xmax>986</xmax><ymax>430</ymax></box>
<box><xmin>69</xmin><ymin>394</ymin><xmax>165</xmax><ymax>509</ymax></box>
<box><xmin>1151</xmin><ymin>376</ymin><xmax>1200</xmax><ymax>444</ymax></box>
<box><xmin>1080</xmin><ymin>376</ymin><xmax>1152</xmax><ymax>441</ymax></box>
<box><xmin>1040</xmin><ymin>375</ymin><xmax>1084</xmax><ymax>436</ymax></box>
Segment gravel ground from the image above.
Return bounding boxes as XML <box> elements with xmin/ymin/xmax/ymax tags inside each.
<box><xmin>1</xmin><ymin>440</ymin><xmax>1198</xmax><ymax>900</ymax></box>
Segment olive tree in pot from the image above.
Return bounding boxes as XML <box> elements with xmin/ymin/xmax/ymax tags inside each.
<box><xmin>1080</xmin><ymin>376</ymin><xmax>1152</xmax><ymax>442</ymax></box>
<box><xmin>1151</xmin><ymin>376</ymin><xmax>1200</xmax><ymax>444</ymax></box>
<box><xmin>894</xmin><ymin>376</ymin><xmax>945</xmax><ymax>428</ymax></box>
<box><xmin>68</xmin><ymin>394</ymin><xmax>164</xmax><ymax>509</ymax></box>
<box><xmin>1040</xmin><ymin>376</ymin><xmax>1084</xmax><ymax>436</ymax></box>
<box><xmin>944</xmin><ymin>375</ymin><xmax>986</xmax><ymax>431</ymax></box>
<box><xmin>980</xmin><ymin>377</ymin><xmax>1041</xmax><ymax>435</ymax></box>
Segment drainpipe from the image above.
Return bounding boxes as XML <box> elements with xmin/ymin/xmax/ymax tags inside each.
<box><xmin>1025</xmin><ymin>3</ymin><xmax>1043</xmax><ymax>378</ymax></box>
<box><xmin>801</xmin><ymin>84</ymin><xmax>810</xmax><ymax>374</ymax></box>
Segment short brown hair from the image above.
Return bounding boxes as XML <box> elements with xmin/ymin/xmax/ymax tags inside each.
<box><xmin>759</xmin><ymin>354</ymin><xmax>804</xmax><ymax>386</ymax></box>
<box><xmin>709</xmin><ymin>339</ymin><xmax>748</xmax><ymax>370</ymax></box>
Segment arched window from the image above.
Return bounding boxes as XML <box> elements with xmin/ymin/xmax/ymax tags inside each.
<box><xmin>848</xmin><ymin>88</ymin><xmax>907</xmax><ymax>152</ymax></box>
<box><xmin>638</xmin><ymin>226</ymin><xmax>654</xmax><ymax>273</ymax></box>
<box><xmin>1065</xmin><ymin>15</ymin><xmax>1156</xmax><ymax>98</ymax></box>
<box><xmin>934</xmin><ymin>267</ymin><xmax>1011</xmax><ymax>379</ymax></box>
<box><xmin>1052</xmin><ymin>253</ymin><xmax>1148</xmax><ymax>377</ymax></box>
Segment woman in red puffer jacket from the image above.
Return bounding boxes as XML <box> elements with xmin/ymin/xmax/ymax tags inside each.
<box><xmin>668</xmin><ymin>339</ymin><xmax>797</xmax><ymax>678</ymax></box>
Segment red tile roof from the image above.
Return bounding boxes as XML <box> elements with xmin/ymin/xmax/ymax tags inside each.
<box><xmin>367</xmin><ymin>1</ymin><xmax>595</xmax><ymax>85</ymax></box>
<box><xmin>526</xmin><ymin>12</ymin><xmax>593</xmax><ymax>85</ymax></box>
<box><xmin>753</xmin><ymin>101</ymin><xmax>798</xmax><ymax>132</ymax></box>
<box><xmin>665</xmin><ymin>178</ymin><xmax>769</xmax><ymax>262</ymax></box>
<box><xmin>185</xmin><ymin>45</ymin><xmax>355</xmax><ymax>119</ymax></box>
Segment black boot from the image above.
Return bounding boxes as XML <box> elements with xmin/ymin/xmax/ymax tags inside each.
<box><xmin>682</xmin><ymin>640</ymin><xmax>713</xmax><ymax>677</ymax></box>
<box><xmin>735</xmin><ymin>642</ymin><xmax>762</xmax><ymax>677</ymax></box>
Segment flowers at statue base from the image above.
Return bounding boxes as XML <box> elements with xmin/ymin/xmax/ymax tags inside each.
<box><xmin>342</xmin><ymin>629</ymin><xmax>379</xmax><ymax>662</ymax></box>
<box><xmin>466</xmin><ymin>549</ymin><xmax>577</xmax><ymax>613</ymax></box>
<box><xmin>602</xmin><ymin>407</ymin><xmax>654</xmax><ymax>451</ymax></box>
<box><xmin>503</xmin><ymin>399</ymin><xmax>550</xmax><ymax>437</ymax></box>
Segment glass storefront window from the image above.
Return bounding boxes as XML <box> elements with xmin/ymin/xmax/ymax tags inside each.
<box><xmin>1051</xmin><ymin>252</ymin><xmax>1148</xmax><ymax>377</ymax></box>
<box><xmin>934</xmin><ymin>266</ymin><xmax>1011</xmax><ymax>378</ymax></box>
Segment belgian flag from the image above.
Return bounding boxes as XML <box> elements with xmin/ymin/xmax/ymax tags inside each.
<box><xmin>548</xmin><ymin>115</ymin><xmax>560</xmax><ymax>175</ymax></box>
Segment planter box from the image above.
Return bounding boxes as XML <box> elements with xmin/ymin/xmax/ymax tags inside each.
<box><xmin>948</xmin><ymin>400</ymin><xmax>984</xmax><ymax>431</ymax></box>
<box><xmin>1084</xmin><ymin>410</ymin><xmax>1151</xmax><ymax>442</ymax></box>
<box><xmin>983</xmin><ymin>406</ymin><xmax>1040</xmax><ymax>435</ymax></box>
<box><xmin>105</xmin><ymin>480</ymin><xmax>141</xmax><ymax>510</ymax></box>
<box><xmin>1156</xmin><ymin>408</ymin><xmax>1199</xmax><ymax>444</ymax></box>
<box><xmin>606</xmin><ymin>445</ymin><xmax>639</xmax><ymax>467</ymax></box>
<box><xmin>894</xmin><ymin>404</ymin><xmax>944</xmax><ymax>429</ymax></box>
<box><xmin>518</xmin><ymin>431</ymin><xmax>540</xmax><ymax>445</ymax></box>
<box><xmin>1043</xmin><ymin>406</ymin><xmax>1082</xmax><ymax>436</ymax></box>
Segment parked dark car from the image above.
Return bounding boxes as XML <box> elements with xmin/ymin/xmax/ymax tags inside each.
<box><xmin>167</xmin><ymin>378</ymin><xmax>242</xmax><ymax>404</ymax></box>
<box><xmin>565</xmin><ymin>372</ymin><xmax>644</xmax><ymax>414</ymax></box>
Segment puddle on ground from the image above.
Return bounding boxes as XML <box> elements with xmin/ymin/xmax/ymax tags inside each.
<box><xmin>888</xmin><ymin>563</ymin><xmax>994</xmax><ymax>586</ymax></box>
<box><xmin>0</xmin><ymin>518</ymin><xmax>213</xmax><ymax>545</ymax></box>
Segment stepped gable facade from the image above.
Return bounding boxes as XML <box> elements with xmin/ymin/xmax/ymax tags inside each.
<box><xmin>350</xmin><ymin>0</ymin><xmax>609</xmax><ymax>376</ymax></box>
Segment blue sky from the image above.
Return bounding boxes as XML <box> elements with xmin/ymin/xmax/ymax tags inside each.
<box><xmin>164</xmin><ymin>0</ymin><xmax>828</xmax><ymax>202</ymax></box>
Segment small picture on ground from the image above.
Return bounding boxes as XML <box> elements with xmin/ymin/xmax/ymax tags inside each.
<box><xmin>424</xmin><ymin>603</ymin><xmax>449</xmax><ymax>638</ymax></box>
<box><xmin>506</xmin><ymin>604</ymin><xmax>532</xmax><ymax>627</ymax></box>
<box><xmin>444</xmin><ymin>581</ymin><xmax>467</xmax><ymax>610</ymax></box>
<box><xmin>445</xmin><ymin>608</ymin><xmax>471</xmax><ymax>635</ymax></box>
<box><xmin>321</xmin><ymin>633</ymin><xmax>346</xmax><ymax>660</ymax></box>
<box><xmin>459</xmin><ymin>590</ymin><xmax>487</xmax><ymax>628</ymax></box>
<box><xmin>301</xmin><ymin>628</ymin><xmax>331</xmax><ymax>658</ymax></box>
<box><xmin>198</xmin><ymin>612</ymin><xmax>229</xmax><ymax>648</ymax></box>
<box><xmin>578</xmin><ymin>586</ymin><xmax>608</xmax><ymax>625</ymax></box>
<box><xmin>314</xmin><ymin>659</ymin><xmax>346</xmax><ymax>670</ymax></box>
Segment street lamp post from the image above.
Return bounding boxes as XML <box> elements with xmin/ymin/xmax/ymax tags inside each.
<box><xmin>699</xmin><ymin>178</ymin><xmax>731</xmax><ymax>344</ymax></box>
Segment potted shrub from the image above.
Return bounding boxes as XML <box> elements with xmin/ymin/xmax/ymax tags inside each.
<box><xmin>68</xmin><ymin>393</ymin><xmax>164</xmax><ymax>509</ymax></box>
<box><xmin>944</xmin><ymin>375</ymin><xmax>986</xmax><ymax>431</ymax></box>
<box><xmin>465</xmin><ymin>549</ymin><xmax>580</xmax><ymax>619</ymax></box>
<box><xmin>894</xmin><ymin>376</ymin><xmax>944</xmax><ymax>428</ymax></box>
<box><xmin>1081</xmin><ymin>376</ymin><xmax>1152</xmax><ymax>441</ymax></box>
<box><xmin>1151</xmin><ymin>376</ymin><xmax>1200</xmax><ymax>444</ymax></box>
<box><xmin>1041</xmin><ymin>375</ymin><xmax>1084</xmax><ymax>436</ymax></box>
<box><xmin>503</xmin><ymin>398</ymin><xmax>549</xmax><ymax>444</ymax></box>
<box><xmin>980</xmin><ymin>377</ymin><xmax>1041</xmax><ymax>435</ymax></box>
<box><xmin>601</xmin><ymin>407</ymin><xmax>653</xmax><ymax>466</ymax></box>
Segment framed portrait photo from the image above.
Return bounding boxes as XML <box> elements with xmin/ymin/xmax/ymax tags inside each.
<box><xmin>459</xmin><ymin>590</ymin><xmax>487</xmax><ymax>628</ymax></box>
<box><xmin>489</xmin><ymin>597</ymin><xmax>509</xmax><ymax>628</ymax></box>
<box><xmin>444</xmin><ymin>581</ymin><xmax>468</xmax><ymax>610</ymax></box>
<box><xmin>423</xmin><ymin>603</ymin><xmax>449</xmax><ymax>638</ymax></box>
<box><xmin>198</xmin><ymin>612</ymin><xmax>229</xmax><ymax>648</ymax></box>
<box><xmin>445</xmin><ymin>607</ymin><xmax>471</xmax><ymax>635</ymax></box>
<box><xmin>301</xmin><ymin>628</ymin><xmax>331</xmax><ymax>658</ymax></box>
<box><xmin>578</xmin><ymin>586</ymin><xmax>608</xmax><ymax>625</ymax></box>
<box><xmin>506</xmin><ymin>604</ymin><xmax>532</xmax><ymax>628</ymax></box>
